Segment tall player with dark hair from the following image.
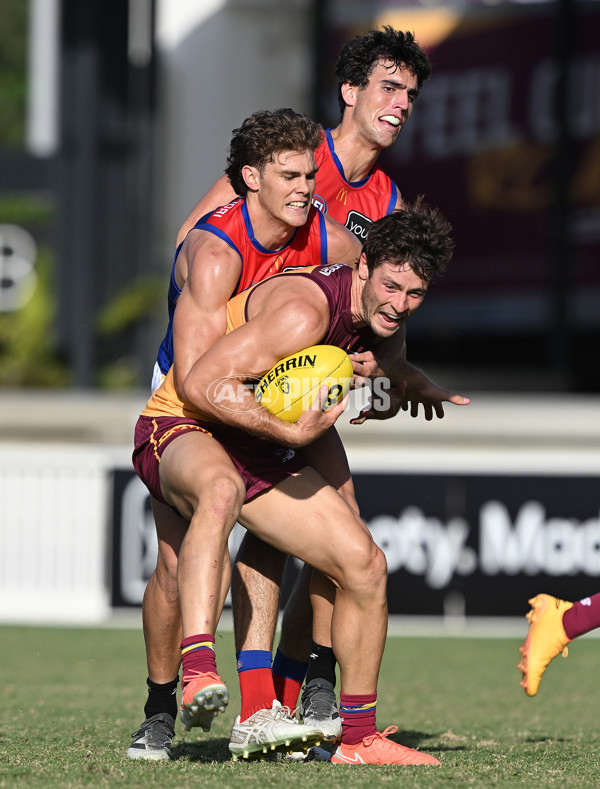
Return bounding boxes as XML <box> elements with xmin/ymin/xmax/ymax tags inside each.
<box><xmin>176</xmin><ymin>28</ymin><xmax>430</xmax><ymax>243</ymax></box>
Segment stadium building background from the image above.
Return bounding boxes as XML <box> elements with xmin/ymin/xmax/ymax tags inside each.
<box><xmin>0</xmin><ymin>0</ymin><xmax>599</xmax><ymax>626</ymax></box>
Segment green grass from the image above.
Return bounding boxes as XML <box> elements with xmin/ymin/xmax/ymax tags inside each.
<box><xmin>1</xmin><ymin>624</ymin><xmax>598</xmax><ymax>788</ymax></box>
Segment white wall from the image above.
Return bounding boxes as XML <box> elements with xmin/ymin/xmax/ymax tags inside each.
<box><xmin>0</xmin><ymin>444</ymin><xmax>125</xmax><ymax>623</ymax></box>
<box><xmin>154</xmin><ymin>0</ymin><xmax>313</xmax><ymax>255</ymax></box>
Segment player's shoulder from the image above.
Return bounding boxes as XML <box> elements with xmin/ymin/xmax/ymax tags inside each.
<box><xmin>314</xmin><ymin>131</ymin><xmax>329</xmax><ymax>160</ymax></box>
<box><xmin>370</xmin><ymin>160</ymin><xmax>395</xmax><ymax>184</ymax></box>
<box><xmin>300</xmin><ymin>204</ymin><xmax>327</xmax><ymax>237</ymax></box>
<box><xmin>182</xmin><ymin>201</ymin><xmax>245</xmax><ymax>270</ymax></box>
<box><xmin>183</xmin><ymin>197</ymin><xmax>246</xmax><ymax>253</ymax></box>
<box><xmin>314</xmin><ymin>262</ymin><xmax>353</xmax><ymax>279</ymax></box>
<box><xmin>204</xmin><ymin>196</ymin><xmax>244</xmax><ymax>222</ymax></box>
<box><xmin>258</xmin><ymin>274</ymin><xmax>329</xmax><ymax>328</ymax></box>
<box><xmin>321</xmin><ymin>211</ymin><xmax>362</xmax><ymax>258</ymax></box>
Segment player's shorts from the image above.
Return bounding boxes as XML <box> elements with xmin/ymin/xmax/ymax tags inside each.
<box><xmin>132</xmin><ymin>415</ymin><xmax>306</xmax><ymax>505</ymax></box>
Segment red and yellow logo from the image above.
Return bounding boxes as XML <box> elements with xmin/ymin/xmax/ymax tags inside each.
<box><xmin>336</xmin><ymin>188</ymin><xmax>348</xmax><ymax>205</ymax></box>
<box><xmin>268</xmin><ymin>256</ymin><xmax>284</xmax><ymax>275</ymax></box>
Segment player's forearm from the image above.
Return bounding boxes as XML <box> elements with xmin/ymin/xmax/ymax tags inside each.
<box><xmin>371</xmin><ymin>326</ymin><xmax>407</xmax><ymax>384</ymax></box>
<box><xmin>181</xmin><ymin>372</ymin><xmax>304</xmax><ymax>447</ymax></box>
<box><xmin>385</xmin><ymin>357</ymin><xmax>424</xmax><ymax>389</ymax></box>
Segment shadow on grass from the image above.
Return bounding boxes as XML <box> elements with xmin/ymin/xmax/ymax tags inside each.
<box><xmin>171</xmin><ymin>737</ymin><xmax>232</xmax><ymax>763</ymax></box>
<box><xmin>390</xmin><ymin>729</ymin><xmax>467</xmax><ymax>754</ymax></box>
<box><xmin>171</xmin><ymin>729</ymin><xmax>463</xmax><ymax>762</ymax></box>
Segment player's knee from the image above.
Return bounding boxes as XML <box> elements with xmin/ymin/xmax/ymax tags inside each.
<box><xmin>369</xmin><ymin>543</ymin><xmax>388</xmax><ymax>591</ymax></box>
<box><xmin>155</xmin><ymin>539</ymin><xmax>179</xmax><ymax>580</ymax></box>
<box><xmin>204</xmin><ymin>470</ymin><xmax>246</xmax><ymax>512</ymax></box>
<box><xmin>338</xmin><ymin>538</ymin><xmax>387</xmax><ymax>597</ymax></box>
<box><xmin>158</xmin><ymin>556</ymin><xmax>178</xmax><ymax>587</ymax></box>
<box><xmin>358</xmin><ymin>540</ymin><xmax>387</xmax><ymax>588</ymax></box>
<box><xmin>158</xmin><ymin>571</ymin><xmax>180</xmax><ymax>604</ymax></box>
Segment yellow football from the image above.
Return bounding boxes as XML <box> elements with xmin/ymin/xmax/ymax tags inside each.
<box><xmin>255</xmin><ymin>344</ymin><xmax>353</xmax><ymax>423</ymax></box>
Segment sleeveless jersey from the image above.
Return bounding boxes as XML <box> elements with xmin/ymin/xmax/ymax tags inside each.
<box><xmin>154</xmin><ymin>198</ymin><xmax>328</xmax><ymax>378</ymax></box>
<box><xmin>227</xmin><ymin>263</ymin><xmax>374</xmax><ymax>353</ymax></box>
<box><xmin>143</xmin><ymin>263</ymin><xmax>375</xmax><ymax>421</ymax></box>
<box><xmin>312</xmin><ymin>129</ymin><xmax>400</xmax><ymax>244</ymax></box>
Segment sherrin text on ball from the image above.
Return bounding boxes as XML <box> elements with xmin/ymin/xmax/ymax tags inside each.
<box><xmin>255</xmin><ymin>344</ymin><xmax>353</xmax><ymax>423</ymax></box>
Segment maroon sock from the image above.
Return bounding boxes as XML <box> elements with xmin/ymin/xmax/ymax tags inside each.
<box><xmin>562</xmin><ymin>593</ymin><xmax>600</xmax><ymax>640</ymax></box>
<box><xmin>339</xmin><ymin>692</ymin><xmax>377</xmax><ymax>745</ymax></box>
<box><xmin>181</xmin><ymin>634</ymin><xmax>217</xmax><ymax>686</ymax></box>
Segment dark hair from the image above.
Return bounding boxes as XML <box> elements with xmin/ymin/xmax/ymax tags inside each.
<box><xmin>225</xmin><ymin>108</ymin><xmax>323</xmax><ymax>196</ymax></box>
<box><xmin>335</xmin><ymin>27</ymin><xmax>431</xmax><ymax>117</ymax></box>
<box><xmin>363</xmin><ymin>197</ymin><xmax>454</xmax><ymax>284</ymax></box>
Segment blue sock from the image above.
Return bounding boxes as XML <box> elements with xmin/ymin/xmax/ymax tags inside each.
<box><xmin>272</xmin><ymin>648</ymin><xmax>309</xmax><ymax>682</ymax></box>
<box><xmin>236</xmin><ymin>649</ymin><xmax>272</xmax><ymax>673</ymax></box>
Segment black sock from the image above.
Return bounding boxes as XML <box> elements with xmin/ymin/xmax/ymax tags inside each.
<box><xmin>143</xmin><ymin>676</ymin><xmax>179</xmax><ymax>720</ymax></box>
<box><xmin>305</xmin><ymin>641</ymin><xmax>337</xmax><ymax>687</ymax></box>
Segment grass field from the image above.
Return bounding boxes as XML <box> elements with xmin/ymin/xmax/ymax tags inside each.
<box><xmin>1</xmin><ymin>624</ymin><xmax>598</xmax><ymax>788</ymax></box>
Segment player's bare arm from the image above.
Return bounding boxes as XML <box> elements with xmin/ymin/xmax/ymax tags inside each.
<box><xmin>322</xmin><ymin>214</ymin><xmax>362</xmax><ymax>265</ymax></box>
<box><xmin>375</xmin><ymin>332</ymin><xmax>470</xmax><ymax>419</ymax></box>
<box><xmin>350</xmin><ymin>356</ymin><xmax>470</xmax><ymax>424</ymax></box>
<box><xmin>176</xmin><ymin>175</ymin><xmax>237</xmax><ymax>246</ymax></box>
<box><xmin>350</xmin><ymin>327</ymin><xmax>469</xmax><ymax>422</ymax></box>
<box><xmin>398</xmin><ymin>363</ymin><xmax>471</xmax><ymax>419</ymax></box>
<box><xmin>171</xmin><ymin>231</ymin><xmax>242</xmax><ymax>391</ymax></box>
<box><xmin>180</xmin><ymin>279</ymin><xmax>342</xmax><ymax>447</ymax></box>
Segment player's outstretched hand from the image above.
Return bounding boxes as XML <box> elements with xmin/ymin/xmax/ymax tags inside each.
<box><xmin>400</xmin><ymin>369</ymin><xmax>470</xmax><ymax>421</ymax></box>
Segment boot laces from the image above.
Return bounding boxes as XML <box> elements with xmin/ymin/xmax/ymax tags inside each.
<box><xmin>363</xmin><ymin>725</ymin><xmax>398</xmax><ymax>747</ymax></box>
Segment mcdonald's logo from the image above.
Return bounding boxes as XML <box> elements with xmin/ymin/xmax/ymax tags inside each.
<box><xmin>268</xmin><ymin>256</ymin><xmax>284</xmax><ymax>275</ymax></box>
<box><xmin>336</xmin><ymin>188</ymin><xmax>349</xmax><ymax>205</ymax></box>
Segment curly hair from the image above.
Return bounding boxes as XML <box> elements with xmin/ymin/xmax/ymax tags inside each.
<box><xmin>335</xmin><ymin>27</ymin><xmax>431</xmax><ymax>117</ymax></box>
<box><xmin>363</xmin><ymin>197</ymin><xmax>454</xmax><ymax>284</ymax></box>
<box><xmin>225</xmin><ymin>109</ymin><xmax>323</xmax><ymax>196</ymax></box>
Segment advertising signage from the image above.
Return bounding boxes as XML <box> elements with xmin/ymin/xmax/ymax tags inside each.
<box><xmin>111</xmin><ymin>468</ymin><xmax>600</xmax><ymax>617</ymax></box>
<box><xmin>353</xmin><ymin>471</ymin><xmax>600</xmax><ymax>617</ymax></box>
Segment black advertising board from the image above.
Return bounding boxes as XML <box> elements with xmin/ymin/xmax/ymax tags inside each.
<box><xmin>111</xmin><ymin>468</ymin><xmax>600</xmax><ymax>616</ymax></box>
<box><xmin>111</xmin><ymin>469</ymin><xmax>156</xmax><ymax>608</ymax></box>
<box><xmin>353</xmin><ymin>472</ymin><xmax>600</xmax><ymax>616</ymax></box>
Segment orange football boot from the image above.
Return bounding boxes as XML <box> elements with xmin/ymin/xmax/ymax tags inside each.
<box><xmin>518</xmin><ymin>594</ymin><xmax>573</xmax><ymax>697</ymax></box>
<box><xmin>330</xmin><ymin>726</ymin><xmax>440</xmax><ymax>765</ymax></box>
<box><xmin>179</xmin><ymin>670</ymin><xmax>229</xmax><ymax>731</ymax></box>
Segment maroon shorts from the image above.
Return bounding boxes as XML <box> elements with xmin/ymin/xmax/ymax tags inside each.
<box><xmin>132</xmin><ymin>415</ymin><xmax>306</xmax><ymax>504</ymax></box>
